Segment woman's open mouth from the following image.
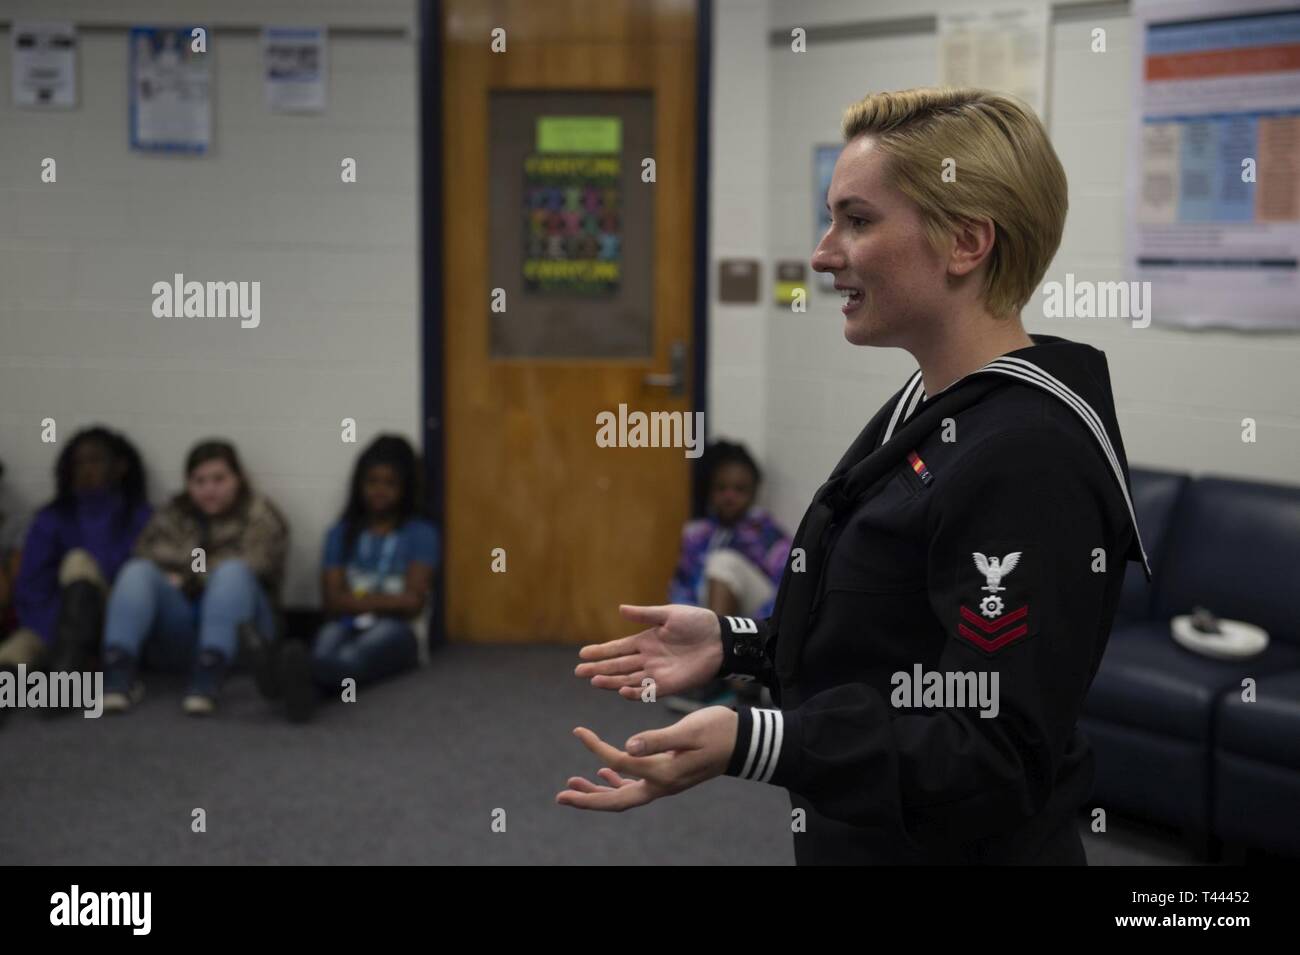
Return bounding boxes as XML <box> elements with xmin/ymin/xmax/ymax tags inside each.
<box><xmin>838</xmin><ymin>286</ymin><xmax>865</xmax><ymax>314</ymax></box>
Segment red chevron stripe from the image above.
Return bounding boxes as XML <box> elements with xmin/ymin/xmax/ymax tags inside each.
<box><xmin>957</xmin><ymin>622</ymin><xmax>1029</xmax><ymax>652</ymax></box>
<box><xmin>959</xmin><ymin>603</ymin><xmax>1028</xmax><ymax>633</ymax></box>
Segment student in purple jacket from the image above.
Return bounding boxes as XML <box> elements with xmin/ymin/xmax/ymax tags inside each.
<box><xmin>0</xmin><ymin>427</ymin><xmax>152</xmax><ymax>676</ymax></box>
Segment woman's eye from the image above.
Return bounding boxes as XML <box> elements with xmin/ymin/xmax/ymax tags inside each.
<box><xmin>850</xmin><ymin>216</ymin><xmax>869</xmax><ymax>228</ymax></box>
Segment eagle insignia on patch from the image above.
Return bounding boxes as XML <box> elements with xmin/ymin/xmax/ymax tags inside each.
<box><xmin>956</xmin><ymin>550</ymin><xmax>1031</xmax><ymax>652</ymax></box>
<box><xmin>973</xmin><ymin>551</ymin><xmax>1020</xmax><ymax>593</ymax></box>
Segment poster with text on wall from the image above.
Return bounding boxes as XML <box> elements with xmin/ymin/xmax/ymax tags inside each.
<box><xmin>11</xmin><ymin>22</ymin><xmax>76</xmax><ymax>108</ymax></box>
<box><xmin>938</xmin><ymin>3</ymin><xmax>1049</xmax><ymax>121</ymax></box>
<box><xmin>523</xmin><ymin>117</ymin><xmax>623</xmax><ymax>295</ymax></box>
<box><xmin>130</xmin><ymin>26</ymin><xmax>211</xmax><ymax>154</ymax></box>
<box><xmin>1128</xmin><ymin>0</ymin><xmax>1300</xmax><ymax>330</ymax></box>
<box><xmin>814</xmin><ymin>144</ymin><xmax>841</xmax><ymax>292</ymax></box>
<box><xmin>264</xmin><ymin>26</ymin><xmax>327</xmax><ymax>112</ymax></box>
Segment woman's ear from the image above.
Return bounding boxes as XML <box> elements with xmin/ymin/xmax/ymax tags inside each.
<box><xmin>947</xmin><ymin>216</ymin><xmax>996</xmax><ymax>278</ymax></box>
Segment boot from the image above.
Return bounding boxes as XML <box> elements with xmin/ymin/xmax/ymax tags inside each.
<box><xmin>43</xmin><ymin>580</ymin><xmax>105</xmax><ymax>716</ymax></box>
<box><xmin>48</xmin><ymin>579</ymin><xmax>105</xmax><ymax>675</ymax></box>
<box><xmin>279</xmin><ymin>640</ymin><xmax>317</xmax><ymax>724</ymax></box>
<box><xmin>240</xmin><ymin>621</ymin><xmax>282</xmax><ymax>701</ymax></box>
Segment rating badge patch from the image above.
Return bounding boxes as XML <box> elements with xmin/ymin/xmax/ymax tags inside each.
<box><xmin>955</xmin><ymin>550</ymin><xmax>1033</xmax><ymax>654</ymax></box>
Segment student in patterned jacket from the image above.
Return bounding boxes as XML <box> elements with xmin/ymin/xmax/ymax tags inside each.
<box><xmin>663</xmin><ymin>441</ymin><xmax>790</xmax><ymax>712</ymax></box>
<box><xmin>100</xmin><ymin>440</ymin><xmax>288</xmax><ymax>716</ymax></box>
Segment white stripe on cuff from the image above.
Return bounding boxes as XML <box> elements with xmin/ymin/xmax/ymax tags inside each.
<box><xmin>725</xmin><ymin>615</ymin><xmax>758</xmax><ymax>635</ymax></box>
<box><xmin>738</xmin><ymin>708</ymin><xmax>784</xmax><ymax>782</ymax></box>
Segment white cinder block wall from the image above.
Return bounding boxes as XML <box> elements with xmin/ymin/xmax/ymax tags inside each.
<box><xmin>708</xmin><ymin>0</ymin><xmax>771</xmax><ymax>466</ymax></box>
<box><xmin>0</xmin><ymin>0</ymin><xmax>420</xmax><ymax>608</ymax></box>
<box><xmin>739</xmin><ymin>0</ymin><xmax>1300</xmax><ymax>535</ymax></box>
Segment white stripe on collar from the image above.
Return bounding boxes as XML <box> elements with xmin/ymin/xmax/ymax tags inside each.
<box><xmin>979</xmin><ymin>357</ymin><xmax>1151</xmax><ymax>577</ymax></box>
<box><xmin>904</xmin><ymin>381</ymin><xmax>926</xmax><ymax>421</ymax></box>
<box><xmin>882</xmin><ymin>370</ymin><xmax>924</xmax><ymax>445</ymax></box>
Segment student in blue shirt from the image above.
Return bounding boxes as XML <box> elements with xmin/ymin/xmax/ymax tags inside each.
<box><xmin>248</xmin><ymin>435</ymin><xmax>438</xmax><ymax>722</ymax></box>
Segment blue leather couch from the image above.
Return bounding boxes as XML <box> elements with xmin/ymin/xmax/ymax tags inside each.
<box><xmin>1081</xmin><ymin>468</ymin><xmax>1300</xmax><ymax>859</ymax></box>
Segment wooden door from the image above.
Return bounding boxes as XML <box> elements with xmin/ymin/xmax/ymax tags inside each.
<box><xmin>442</xmin><ymin>0</ymin><xmax>698</xmax><ymax>642</ymax></box>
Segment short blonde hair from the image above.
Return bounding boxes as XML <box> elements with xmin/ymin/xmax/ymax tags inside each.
<box><xmin>841</xmin><ymin>87</ymin><xmax>1067</xmax><ymax>317</ymax></box>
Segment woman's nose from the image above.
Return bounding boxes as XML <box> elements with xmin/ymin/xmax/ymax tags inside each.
<box><xmin>811</xmin><ymin>236</ymin><xmax>844</xmax><ymax>274</ymax></box>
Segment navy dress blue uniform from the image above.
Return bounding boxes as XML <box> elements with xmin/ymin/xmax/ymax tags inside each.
<box><xmin>717</xmin><ymin>335</ymin><xmax>1151</xmax><ymax>865</ymax></box>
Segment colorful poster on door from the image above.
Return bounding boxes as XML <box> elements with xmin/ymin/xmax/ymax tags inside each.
<box><xmin>522</xmin><ymin>116</ymin><xmax>622</xmax><ymax>295</ymax></box>
<box><xmin>522</xmin><ymin>154</ymin><xmax>622</xmax><ymax>295</ymax></box>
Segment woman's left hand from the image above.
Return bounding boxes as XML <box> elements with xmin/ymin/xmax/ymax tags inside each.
<box><xmin>556</xmin><ymin>706</ymin><xmax>738</xmax><ymax>811</ymax></box>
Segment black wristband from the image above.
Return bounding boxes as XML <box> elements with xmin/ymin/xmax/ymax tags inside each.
<box><xmin>717</xmin><ymin>613</ymin><xmax>770</xmax><ymax>682</ymax></box>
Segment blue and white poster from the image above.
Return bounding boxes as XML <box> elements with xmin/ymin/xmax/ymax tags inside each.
<box><xmin>129</xmin><ymin>26</ymin><xmax>211</xmax><ymax>154</ymax></box>
<box><xmin>1128</xmin><ymin>0</ymin><xmax>1300</xmax><ymax>329</ymax></box>
<box><xmin>814</xmin><ymin>144</ymin><xmax>841</xmax><ymax>291</ymax></box>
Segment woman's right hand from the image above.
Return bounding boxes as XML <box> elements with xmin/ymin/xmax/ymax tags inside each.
<box><xmin>575</xmin><ymin>604</ymin><xmax>723</xmax><ymax>700</ymax></box>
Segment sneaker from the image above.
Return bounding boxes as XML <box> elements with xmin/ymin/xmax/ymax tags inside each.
<box><xmin>240</xmin><ymin>621</ymin><xmax>281</xmax><ymax>701</ymax></box>
<box><xmin>663</xmin><ymin>678</ymin><xmax>738</xmax><ymax>714</ymax></box>
<box><xmin>102</xmin><ymin>649</ymin><xmax>143</xmax><ymax>714</ymax></box>
<box><xmin>182</xmin><ymin>649</ymin><xmax>229</xmax><ymax>716</ymax></box>
<box><xmin>279</xmin><ymin>640</ymin><xmax>316</xmax><ymax>724</ymax></box>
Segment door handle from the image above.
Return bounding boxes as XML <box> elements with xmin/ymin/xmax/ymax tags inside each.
<box><xmin>643</xmin><ymin>340</ymin><xmax>686</xmax><ymax>397</ymax></box>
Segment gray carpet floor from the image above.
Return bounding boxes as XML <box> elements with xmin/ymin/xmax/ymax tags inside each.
<box><xmin>0</xmin><ymin>645</ymin><xmax>1203</xmax><ymax>865</ymax></box>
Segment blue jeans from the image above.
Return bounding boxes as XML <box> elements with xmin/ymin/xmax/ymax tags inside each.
<box><xmin>311</xmin><ymin>617</ymin><xmax>417</xmax><ymax>690</ymax></box>
<box><xmin>103</xmin><ymin>557</ymin><xmax>275</xmax><ymax>668</ymax></box>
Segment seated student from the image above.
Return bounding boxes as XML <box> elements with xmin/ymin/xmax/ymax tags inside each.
<box><xmin>664</xmin><ymin>440</ymin><xmax>791</xmax><ymax>711</ymax></box>
<box><xmin>0</xmin><ymin>457</ymin><xmax>18</xmax><ymax>657</ymax></box>
<box><xmin>0</xmin><ymin>457</ymin><xmax>19</xmax><ymax>726</ymax></box>
<box><xmin>248</xmin><ymin>434</ymin><xmax>437</xmax><ymax>723</ymax></box>
<box><xmin>100</xmin><ymin>439</ymin><xmax>289</xmax><ymax>716</ymax></box>
<box><xmin>0</xmin><ymin>428</ymin><xmax>152</xmax><ymax>678</ymax></box>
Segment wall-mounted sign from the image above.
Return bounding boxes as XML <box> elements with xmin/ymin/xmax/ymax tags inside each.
<box><xmin>775</xmin><ymin>261</ymin><xmax>807</xmax><ymax>305</ymax></box>
<box><xmin>264</xmin><ymin>26</ymin><xmax>327</xmax><ymax>113</ymax></box>
<box><xmin>11</xmin><ymin>22</ymin><xmax>77</xmax><ymax>108</ymax></box>
<box><xmin>537</xmin><ymin>116</ymin><xmax>621</xmax><ymax>153</ymax></box>
<box><xmin>718</xmin><ymin>259</ymin><xmax>760</xmax><ymax>304</ymax></box>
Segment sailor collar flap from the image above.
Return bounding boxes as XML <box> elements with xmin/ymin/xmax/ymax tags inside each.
<box><xmin>770</xmin><ymin>350</ymin><xmax>1151</xmax><ymax>687</ymax></box>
